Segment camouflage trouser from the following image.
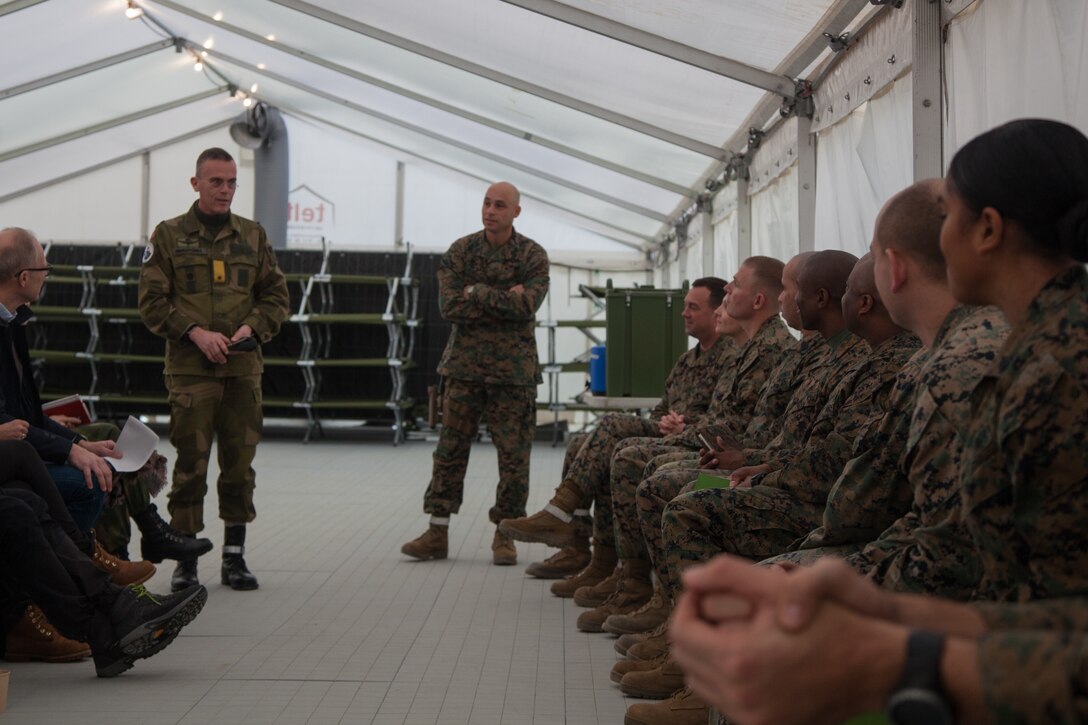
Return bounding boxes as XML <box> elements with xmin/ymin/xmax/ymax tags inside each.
<box><xmin>635</xmin><ymin>467</ymin><xmax>701</xmax><ymax>600</ymax></box>
<box><xmin>760</xmin><ymin>543</ymin><xmax>863</xmax><ymax>568</ymax></box>
<box><xmin>78</xmin><ymin>423</ymin><xmax>154</xmax><ymax>555</ymax></box>
<box><xmin>610</xmin><ymin>439</ymin><xmax>689</xmax><ymax>560</ymax></box>
<box><xmin>651</xmin><ymin>451</ymin><xmax>700</xmax><ymax>472</ymax></box>
<box><xmin>563</xmin><ymin>434</ymin><xmax>593</xmax><ymax>529</ymax></box>
<box><xmin>424</xmin><ymin>378</ymin><xmax>537</xmax><ymax>525</ymax></box>
<box><xmin>560</xmin><ymin>414</ymin><xmax>657</xmax><ymax>547</ymax></box>
<box><xmin>166</xmin><ymin>374</ymin><xmax>262</xmax><ymax>534</ymax></box>
<box><xmin>659</xmin><ymin>485</ymin><xmax>824</xmax><ymax>603</ymax></box>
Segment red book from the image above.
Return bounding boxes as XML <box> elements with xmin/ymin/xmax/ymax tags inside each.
<box><xmin>41</xmin><ymin>394</ymin><xmax>92</xmax><ymax>427</ymax></box>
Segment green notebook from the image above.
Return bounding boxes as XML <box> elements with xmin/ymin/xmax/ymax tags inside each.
<box><xmin>693</xmin><ymin>472</ymin><xmax>732</xmax><ymax>490</ymax></box>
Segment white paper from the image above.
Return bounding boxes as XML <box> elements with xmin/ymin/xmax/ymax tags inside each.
<box><xmin>110</xmin><ymin>416</ymin><xmax>159</xmax><ymax>473</ymax></box>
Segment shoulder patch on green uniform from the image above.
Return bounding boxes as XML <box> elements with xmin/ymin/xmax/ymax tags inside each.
<box><xmin>142</xmin><ymin>243</ymin><xmax>154</xmax><ymax>264</ymax></box>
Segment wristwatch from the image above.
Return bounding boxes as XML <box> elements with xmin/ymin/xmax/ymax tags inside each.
<box><xmin>885</xmin><ymin>629</ymin><xmax>953</xmax><ymax>725</ymax></box>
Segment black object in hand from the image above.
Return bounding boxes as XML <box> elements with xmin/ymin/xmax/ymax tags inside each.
<box><xmin>227</xmin><ymin>336</ymin><xmax>258</xmax><ymax>352</ymax></box>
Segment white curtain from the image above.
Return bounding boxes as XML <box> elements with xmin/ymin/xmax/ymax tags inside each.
<box><xmin>683</xmin><ymin>232</ymin><xmax>705</xmax><ymax>280</ymax></box>
<box><xmin>749</xmin><ymin>163</ymin><xmax>799</xmax><ymax>264</ymax></box>
<box><xmin>945</xmin><ymin>0</ymin><xmax>1088</xmax><ymax>157</ymax></box>
<box><xmin>814</xmin><ymin>75</ymin><xmax>913</xmax><ymax>256</ymax></box>
<box><xmin>713</xmin><ymin>209</ymin><xmax>739</xmax><ymax>282</ymax></box>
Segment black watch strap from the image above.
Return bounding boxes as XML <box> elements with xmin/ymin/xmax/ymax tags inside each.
<box><xmin>886</xmin><ymin>629</ymin><xmax>953</xmax><ymax>725</ymax></box>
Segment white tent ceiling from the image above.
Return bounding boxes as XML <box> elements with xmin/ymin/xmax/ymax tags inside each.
<box><xmin>0</xmin><ymin>0</ymin><xmax>879</xmax><ymax>250</ymax></box>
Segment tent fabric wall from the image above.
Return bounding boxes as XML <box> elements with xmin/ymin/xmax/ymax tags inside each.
<box><xmin>814</xmin><ymin>75</ymin><xmax>913</xmax><ymax>256</ymax></box>
<box><xmin>945</xmin><ymin>0</ymin><xmax>1088</xmax><ymax>157</ymax></box>
<box><xmin>750</xmin><ymin>163</ymin><xmax>799</xmax><ymax>263</ymax></box>
<box><xmin>713</xmin><ymin>210</ymin><xmax>739</xmax><ymax>283</ymax></box>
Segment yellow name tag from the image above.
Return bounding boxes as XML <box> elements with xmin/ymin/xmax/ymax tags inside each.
<box><xmin>213</xmin><ymin>259</ymin><xmax>226</xmax><ymax>283</ymax></box>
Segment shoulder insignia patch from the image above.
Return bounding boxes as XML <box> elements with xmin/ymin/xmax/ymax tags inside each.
<box><xmin>142</xmin><ymin>244</ymin><xmax>154</xmax><ymax>264</ymax></box>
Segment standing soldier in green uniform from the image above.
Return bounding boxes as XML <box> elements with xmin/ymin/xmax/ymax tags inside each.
<box><xmin>139</xmin><ymin>147</ymin><xmax>290</xmax><ymax>592</ymax></box>
<box><xmin>401</xmin><ymin>181</ymin><xmax>550</xmax><ymax>566</ymax></box>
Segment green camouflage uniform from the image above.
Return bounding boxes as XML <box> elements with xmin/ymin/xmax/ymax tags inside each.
<box><xmin>423</xmin><ymin>228</ymin><xmax>549</xmax><ymax>524</ymax></box>
<box><xmin>657</xmin><ymin>330</ymin><xmax>920</xmax><ymax>602</ymax></box>
<box><xmin>959</xmin><ymin>266</ymin><xmax>1088</xmax><ymax>601</ymax></box>
<box><xmin>972</xmin><ymin>598</ymin><xmax>1088</xmax><ymax>723</ymax></box>
<box><xmin>138</xmin><ymin>203</ymin><xmax>290</xmax><ymax>534</ymax></box>
<box><xmin>634</xmin><ymin>330</ymin><xmax>867</xmax><ymax>593</ymax></box>
<box><xmin>609</xmin><ymin>324</ymin><xmax>800</xmax><ymax>562</ymax></box>
<box><xmin>551</xmin><ymin>335</ymin><xmax>734</xmax><ymax>544</ymax></box>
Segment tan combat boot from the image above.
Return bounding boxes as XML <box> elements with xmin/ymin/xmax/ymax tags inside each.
<box><xmin>620</xmin><ymin>653</ymin><xmax>686</xmax><ymax>699</ymax></box>
<box><xmin>498</xmin><ymin>479</ymin><xmax>582</xmax><ymax>547</ymax></box>
<box><xmin>611</xmin><ymin>650</ymin><xmax>667</xmax><ymax>684</ymax></box>
<box><xmin>4</xmin><ymin>605</ymin><xmax>90</xmax><ymax>663</ymax></box>
<box><xmin>572</xmin><ymin>561</ymin><xmax>624</xmax><ymax>607</ymax></box>
<box><xmin>550</xmin><ymin>541</ymin><xmax>617</xmax><ymax>598</ymax></box>
<box><xmin>603</xmin><ymin>579</ymin><xmax>671</xmax><ymax>635</ymax></box>
<box><xmin>92</xmin><ymin>538</ymin><xmax>155</xmax><ymax>586</ymax></box>
<box><xmin>401</xmin><ymin>524</ymin><xmax>449</xmax><ymax>560</ymax></box>
<box><xmin>492</xmin><ymin>529</ymin><xmax>517</xmax><ymax>565</ymax></box>
<box><xmin>525</xmin><ymin>516</ymin><xmax>591</xmax><ymax>578</ymax></box>
<box><xmin>624</xmin><ymin>686</ymin><xmax>709</xmax><ymax>725</ymax></box>
<box><xmin>624</xmin><ymin>618</ymin><xmax>671</xmax><ymax>661</ymax></box>
<box><xmin>576</xmin><ymin>559</ymin><xmax>654</xmax><ymax>632</ymax></box>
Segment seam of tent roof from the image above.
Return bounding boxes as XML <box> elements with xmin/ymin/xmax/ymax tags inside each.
<box><xmin>0</xmin><ymin>120</ymin><xmax>232</xmax><ymax>206</ymax></box>
<box><xmin>266</xmin><ymin>0</ymin><xmax>725</xmax><ymax>160</ymax></box>
<box><xmin>0</xmin><ymin>0</ymin><xmax>47</xmax><ymax>17</ymax></box>
<box><xmin>0</xmin><ymin>39</ymin><xmax>175</xmax><ymax>101</ymax></box>
<box><xmin>188</xmin><ymin>43</ymin><xmax>671</xmax><ymax>224</ymax></box>
<box><xmin>0</xmin><ymin>87</ymin><xmax>226</xmax><ymax>164</ymax></box>
<box><xmin>499</xmin><ymin>0</ymin><xmax>795</xmax><ymax>96</ymax></box>
<box><xmin>145</xmin><ymin>0</ymin><xmax>694</xmax><ymax>199</ymax></box>
<box><xmin>654</xmin><ymin>0</ymin><xmax>878</xmax><ymax>242</ymax></box>
<box><xmin>277</xmin><ymin>104</ymin><xmax>653</xmax><ymax>247</ymax></box>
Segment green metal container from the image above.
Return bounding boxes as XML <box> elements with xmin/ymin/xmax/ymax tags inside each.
<box><xmin>604</xmin><ymin>281</ymin><xmax>690</xmax><ymax>398</ymax></box>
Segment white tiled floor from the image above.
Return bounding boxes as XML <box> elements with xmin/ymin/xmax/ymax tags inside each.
<box><xmin>2</xmin><ymin>438</ymin><xmax>638</xmax><ymax>724</ymax></box>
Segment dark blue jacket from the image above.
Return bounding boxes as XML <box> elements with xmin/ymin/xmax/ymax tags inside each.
<box><xmin>0</xmin><ymin>305</ymin><xmax>79</xmax><ymax>463</ymax></box>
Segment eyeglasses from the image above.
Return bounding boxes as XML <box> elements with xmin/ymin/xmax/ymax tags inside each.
<box><xmin>16</xmin><ymin>265</ymin><xmax>52</xmax><ymax>278</ymax></box>
<box><xmin>203</xmin><ymin>178</ymin><xmax>239</xmax><ymax>190</ymax></box>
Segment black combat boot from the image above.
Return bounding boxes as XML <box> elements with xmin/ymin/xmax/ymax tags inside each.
<box><xmin>221</xmin><ymin>525</ymin><xmax>258</xmax><ymax>590</ymax></box>
<box><xmin>171</xmin><ymin>557</ymin><xmax>199</xmax><ymax>593</ymax></box>
<box><xmin>133</xmin><ymin>504</ymin><xmax>214</xmax><ymax>563</ymax></box>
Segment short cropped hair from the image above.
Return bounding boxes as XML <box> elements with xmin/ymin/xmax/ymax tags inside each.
<box><xmin>875</xmin><ymin>182</ymin><xmax>946</xmax><ymax>281</ymax></box>
<box><xmin>0</xmin><ymin>227</ymin><xmax>40</xmax><ymax>279</ymax></box>
<box><xmin>742</xmin><ymin>256</ymin><xmax>785</xmax><ymax>298</ymax></box>
<box><xmin>691</xmin><ymin>276</ymin><xmax>727</xmax><ymax>308</ymax></box>
<box><xmin>195</xmin><ymin>147</ymin><xmax>235</xmax><ymax>177</ymax></box>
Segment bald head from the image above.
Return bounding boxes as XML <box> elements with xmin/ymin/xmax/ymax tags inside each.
<box><xmin>487</xmin><ymin>181</ymin><xmax>521</xmax><ymax>207</ymax></box>
<box><xmin>797</xmin><ymin>250</ymin><xmax>858</xmax><ymax>301</ymax></box>
<box><xmin>778</xmin><ymin>252</ymin><xmax>815</xmax><ymax>331</ymax></box>
<box><xmin>874</xmin><ymin>179</ymin><xmax>945</xmax><ymax>281</ymax></box>
<box><xmin>0</xmin><ymin>227</ymin><xmax>40</xmax><ymax>279</ymax></box>
<box><xmin>482</xmin><ymin>182</ymin><xmax>522</xmax><ymax>241</ymax></box>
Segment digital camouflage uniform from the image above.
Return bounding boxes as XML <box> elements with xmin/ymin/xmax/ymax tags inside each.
<box><xmin>139</xmin><ymin>202</ymin><xmax>290</xmax><ymax>534</ymax></box>
<box><xmin>609</xmin><ymin>320</ymin><xmax>796</xmax><ymax>562</ymax></box>
<box><xmin>557</xmin><ymin>335</ymin><xmax>735</xmax><ymax>545</ymax></box>
<box><xmin>423</xmin><ymin>228</ymin><xmax>549</xmax><ymax>524</ymax></box>
<box><xmin>634</xmin><ymin>329</ymin><xmax>865</xmax><ymax>593</ymax></box>
<box><xmin>971</xmin><ymin>598</ymin><xmax>1088</xmax><ymax>723</ymax></box>
<box><xmin>958</xmin><ymin>266</ymin><xmax>1088</xmax><ymax>602</ymax></box>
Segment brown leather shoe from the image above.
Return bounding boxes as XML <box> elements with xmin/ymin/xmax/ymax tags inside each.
<box><xmin>93</xmin><ymin>539</ymin><xmax>155</xmax><ymax>586</ymax></box>
<box><xmin>624</xmin><ymin>686</ymin><xmax>709</xmax><ymax>725</ymax></box>
<box><xmin>4</xmin><ymin>605</ymin><xmax>90</xmax><ymax>663</ymax></box>
<box><xmin>401</xmin><ymin>524</ymin><xmax>448</xmax><ymax>560</ymax></box>
<box><xmin>603</xmin><ymin>583</ymin><xmax>671</xmax><ymax>635</ymax></box>
<box><xmin>498</xmin><ymin>480</ymin><xmax>582</xmax><ymax>547</ymax></box>
<box><xmin>620</xmin><ymin>654</ymin><xmax>685</xmax><ymax>699</ymax></box>
<box><xmin>492</xmin><ymin>529</ymin><xmax>517</xmax><ymax>566</ymax></box>
<box><xmin>550</xmin><ymin>541</ymin><xmax>617</xmax><ymax>598</ymax></box>
<box><xmin>525</xmin><ymin>542</ymin><xmax>590</xmax><ymax>578</ymax></box>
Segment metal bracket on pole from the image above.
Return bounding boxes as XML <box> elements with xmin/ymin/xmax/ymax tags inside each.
<box><xmin>780</xmin><ymin>80</ymin><xmax>815</xmax><ymax>120</ymax></box>
<box><xmin>823</xmin><ymin>31</ymin><xmax>852</xmax><ymax>52</ymax></box>
<box><xmin>868</xmin><ymin>0</ymin><xmax>905</xmax><ymax>7</ymax></box>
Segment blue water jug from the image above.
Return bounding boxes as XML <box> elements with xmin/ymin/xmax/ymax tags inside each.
<box><xmin>589</xmin><ymin>345</ymin><xmax>607</xmax><ymax>394</ymax></box>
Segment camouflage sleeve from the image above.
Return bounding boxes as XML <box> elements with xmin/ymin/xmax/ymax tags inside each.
<box><xmin>979</xmin><ymin>629</ymin><xmax>1088</xmax><ymax>724</ymax></box>
<box><xmin>973</xmin><ymin>599</ymin><xmax>1088</xmax><ymax>632</ymax></box>
<box><xmin>242</xmin><ymin>229</ymin><xmax>290</xmax><ymax>341</ymax></box>
<box><xmin>138</xmin><ymin>224</ymin><xmax>194</xmax><ymax>341</ymax></box>
<box><xmin>472</xmin><ymin>243</ymin><xmax>550</xmax><ymax>322</ymax></box>
<box><xmin>436</xmin><ymin>242</ymin><xmax>484</xmax><ymax>323</ymax></box>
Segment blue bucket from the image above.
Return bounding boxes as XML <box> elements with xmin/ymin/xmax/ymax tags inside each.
<box><xmin>589</xmin><ymin>345</ymin><xmax>607</xmax><ymax>394</ymax></box>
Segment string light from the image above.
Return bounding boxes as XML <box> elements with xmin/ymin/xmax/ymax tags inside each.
<box><xmin>193</xmin><ymin>60</ymin><xmax>203</xmax><ymax>72</ymax></box>
<box><xmin>250</xmin><ymin>83</ymin><xmax>258</xmax><ymax>93</ymax></box>
<box><xmin>243</xmin><ymin>97</ymin><xmax>254</xmax><ymax>108</ymax></box>
<box><xmin>125</xmin><ymin>1</ymin><xmax>143</xmax><ymax>19</ymax></box>
<box><xmin>212</xmin><ymin>11</ymin><xmax>223</xmax><ymax>21</ymax></box>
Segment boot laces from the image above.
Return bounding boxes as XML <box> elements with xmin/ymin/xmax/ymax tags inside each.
<box><xmin>128</xmin><ymin>584</ymin><xmax>163</xmax><ymax>605</ymax></box>
<box><xmin>27</xmin><ymin>606</ymin><xmax>54</xmax><ymax>637</ymax></box>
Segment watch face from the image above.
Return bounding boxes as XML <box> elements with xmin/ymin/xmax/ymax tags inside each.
<box><xmin>887</xmin><ymin>690</ymin><xmax>953</xmax><ymax>725</ymax></box>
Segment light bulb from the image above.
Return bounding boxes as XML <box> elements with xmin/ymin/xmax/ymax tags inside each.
<box><xmin>193</xmin><ymin>61</ymin><xmax>203</xmax><ymax>72</ymax></box>
<box><xmin>250</xmin><ymin>83</ymin><xmax>258</xmax><ymax>93</ymax></box>
<box><xmin>243</xmin><ymin>97</ymin><xmax>254</xmax><ymax>108</ymax></box>
<box><xmin>125</xmin><ymin>3</ymin><xmax>143</xmax><ymax>19</ymax></box>
<box><xmin>212</xmin><ymin>11</ymin><xmax>223</xmax><ymax>21</ymax></box>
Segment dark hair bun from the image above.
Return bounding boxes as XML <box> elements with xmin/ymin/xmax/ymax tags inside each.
<box><xmin>1058</xmin><ymin>199</ymin><xmax>1088</xmax><ymax>262</ymax></box>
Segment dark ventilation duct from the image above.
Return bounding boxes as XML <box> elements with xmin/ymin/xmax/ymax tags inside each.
<box><xmin>230</xmin><ymin>102</ymin><xmax>288</xmax><ymax>249</ymax></box>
